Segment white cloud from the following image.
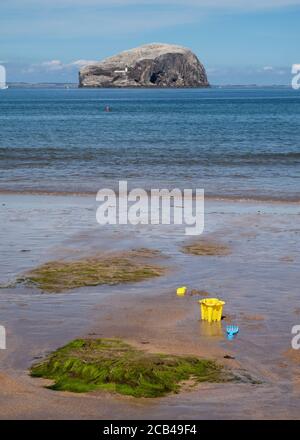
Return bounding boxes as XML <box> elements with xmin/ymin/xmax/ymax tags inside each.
<box><xmin>258</xmin><ymin>66</ymin><xmax>290</xmax><ymax>76</ymax></box>
<box><xmin>277</xmin><ymin>69</ymin><xmax>287</xmax><ymax>75</ymax></box>
<box><xmin>2</xmin><ymin>0</ymin><xmax>299</xmax><ymax>41</ymax></box>
<box><xmin>263</xmin><ymin>66</ymin><xmax>273</xmax><ymax>71</ymax></box>
<box><xmin>70</xmin><ymin>60</ymin><xmax>98</xmax><ymax>67</ymax></box>
<box><xmin>26</xmin><ymin>59</ymin><xmax>99</xmax><ymax>73</ymax></box>
<box><xmin>41</xmin><ymin>60</ymin><xmax>64</xmax><ymax>70</ymax></box>
<box><xmin>0</xmin><ymin>8</ymin><xmax>196</xmax><ymax>39</ymax></box>
<box><xmin>260</xmin><ymin>66</ymin><xmax>291</xmax><ymax>75</ymax></box>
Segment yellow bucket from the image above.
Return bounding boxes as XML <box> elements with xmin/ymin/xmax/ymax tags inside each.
<box><xmin>177</xmin><ymin>286</ymin><xmax>187</xmax><ymax>297</ymax></box>
<box><xmin>199</xmin><ymin>298</ymin><xmax>225</xmax><ymax>323</ymax></box>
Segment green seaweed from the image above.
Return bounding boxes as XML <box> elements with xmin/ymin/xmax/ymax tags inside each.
<box><xmin>182</xmin><ymin>240</ymin><xmax>230</xmax><ymax>256</ymax></box>
<box><xmin>30</xmin><ymin>338</ymin><xmax>229</xmax><ymax>398</ymax></box>
<box><xmin>20</xmin><ymin>249</ymin><xmax>166</xmax><ymax>292</ymax></box>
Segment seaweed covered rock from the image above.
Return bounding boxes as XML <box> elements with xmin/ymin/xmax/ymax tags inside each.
<box><xmin>31</xmin><ymin>338</ymin><xmax>226</xmax><ymax>397</ymax></box>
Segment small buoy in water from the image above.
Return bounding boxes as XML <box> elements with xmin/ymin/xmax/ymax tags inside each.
<box><xmin>104</xmin><ymin>105</ymin><xmax>111</xmax><ymax>112</ymax></box>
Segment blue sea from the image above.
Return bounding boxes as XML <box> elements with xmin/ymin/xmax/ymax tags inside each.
<box><xmin>0</xmin><ymin>87</ymin><xmax>299</xmax><ymax>201</ymax></box>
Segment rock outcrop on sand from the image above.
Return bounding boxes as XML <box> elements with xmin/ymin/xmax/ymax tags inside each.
<box><xmin>79</xmin><ymin>43</ymin><xmax>209</xmax><ymax>88</ymax></box>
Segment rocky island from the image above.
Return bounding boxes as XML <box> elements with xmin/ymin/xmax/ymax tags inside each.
<box><xmin>79</xmin><ymin>43</ymin><xmax>209</xmax><ymax>88</ymax></box>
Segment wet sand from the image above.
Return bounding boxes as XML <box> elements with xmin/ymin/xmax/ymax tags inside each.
<box><xmin>0</xmin><ymin>193</ymin><xmax>300</xmax><ymax>419</ymax></box>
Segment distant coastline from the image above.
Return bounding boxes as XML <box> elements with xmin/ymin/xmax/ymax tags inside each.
<box><xmin>6</xmin><ymin>82</ymin><xmax>79</xmax><ymax>89</ymax></box>
<box><xmin>5</xmin><ymin>82</ymin><xmax>293</xmax><ymax>89</ymax></box>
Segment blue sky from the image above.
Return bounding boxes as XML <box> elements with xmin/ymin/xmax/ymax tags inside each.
<box><xmin>1</xmin><ymin>0</ymin><xmax>299</xmax><ymax>84</ymax></box>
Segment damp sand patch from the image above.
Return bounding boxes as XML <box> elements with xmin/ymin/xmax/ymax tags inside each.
<box><xmin>30</xmin><ymin>338</ymin><xmax>231</xmax><ymax>398</ymax></box>
<box><xmin>17</xmin><ymin>249</ymin><xmax>166</xmax><ymax>293</ymax></box>
<box><xmin>182</xmin><ymin>239</ymin><xmax>231</xmax><ymax>256</ymax></box>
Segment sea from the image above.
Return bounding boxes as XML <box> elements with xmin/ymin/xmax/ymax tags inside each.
<box><xmin>0</xmin><ymin>87</ymin><xmax>299</xmax><ymax>201</ymax></box>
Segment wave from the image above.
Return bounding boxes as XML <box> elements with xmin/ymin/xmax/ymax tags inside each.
<box><xmin>0</xmin><ymin>187</ymin><xmax>299</xmax><ymax>204</ymax></box>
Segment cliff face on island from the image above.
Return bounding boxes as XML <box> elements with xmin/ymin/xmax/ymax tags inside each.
<box><xmin>79</xmin><ymin>43</ymin><xmax>209</xmax><ymax>88</ymax></box>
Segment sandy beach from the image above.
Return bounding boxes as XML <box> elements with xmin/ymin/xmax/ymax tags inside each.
<box><xmin>1</xmin><ymin>0</ymin><xmax>300</xmax><ymax>426</ymax></box>
<box><xmin>0</xmin><ymin>192</ymin><xmax>299</xmax><ymax>419</ymax></box>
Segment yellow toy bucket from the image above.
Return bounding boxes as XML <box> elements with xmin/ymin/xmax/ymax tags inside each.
<box><xmin>176</xmin><ymin>286</ymin><xmax>187</xmax><ymax>297</ymax></box>
<box><xmin>199</xmin><ymin>298</ymin><xmax>225</xmax><ymax>323</ymax></box>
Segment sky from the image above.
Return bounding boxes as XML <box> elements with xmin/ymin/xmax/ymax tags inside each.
<box><xmin>0</xmin><ymin>0</ymin><xmax>299</xmax><ymax>85</ymax></box>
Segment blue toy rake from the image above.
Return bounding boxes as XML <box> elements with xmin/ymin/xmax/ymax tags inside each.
<box><xmin>226</xmin><ymin>325</ymin><xmax>239</xmax><ymax>340</ymax></box>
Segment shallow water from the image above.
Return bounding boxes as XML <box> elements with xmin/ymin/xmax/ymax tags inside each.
<box><xmin>0</xmin><ymin>88</ymin><xmax>300</xmax><ymax>201</ymax></box>
<box><xmin>0</xmin><ymin>193</ymin><xmax>299</xmax><ymax>418</ymax></box>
